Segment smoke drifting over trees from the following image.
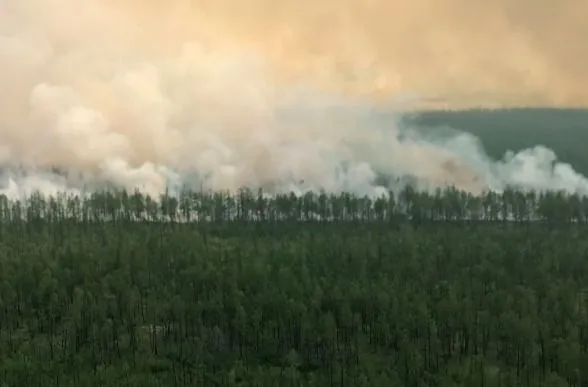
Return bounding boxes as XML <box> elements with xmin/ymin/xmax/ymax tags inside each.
<box><xmin>1</xmin><ymin>0</ymin><xmax>587</xmax><ymax>199</ymax></box>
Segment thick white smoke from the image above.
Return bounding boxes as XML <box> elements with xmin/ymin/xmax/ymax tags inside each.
<box><xmin>0</xmin><ymin>0</ymin><xmax>587</xmax><ymax>201</ymax></box>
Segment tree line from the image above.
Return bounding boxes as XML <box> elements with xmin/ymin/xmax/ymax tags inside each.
<box><xmin>0</xmin><ymin>185</ymin><xmax>586</xmax><ymax>224</ymax></box>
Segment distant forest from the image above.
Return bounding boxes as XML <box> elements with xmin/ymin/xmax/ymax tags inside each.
<box><xmin>406</xmin><ymin>108</ymin><xmax>588</xmax><ymax>176</ymax></box>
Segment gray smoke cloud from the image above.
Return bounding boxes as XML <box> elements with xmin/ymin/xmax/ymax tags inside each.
<box><xmin>0</xmin><ymin>0</ymin><xmax>587</xmax><ymax>200</ymax></box>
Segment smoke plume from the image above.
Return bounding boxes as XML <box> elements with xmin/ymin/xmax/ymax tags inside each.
<box><xmin>0</xmin><ymin>0</ymin><xmax>587</xmax><ymax>200</ymax></box>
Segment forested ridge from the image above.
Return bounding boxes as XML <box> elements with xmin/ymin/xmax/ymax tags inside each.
<box><xmin>408</xmin><ymin>108</ymin><xmax>588</xmax><ymax>177</ymax></box>
<box><xmin>2</xmin><ymin>187</ymin><xmax>588</xmax><ymax>386</ymax></box>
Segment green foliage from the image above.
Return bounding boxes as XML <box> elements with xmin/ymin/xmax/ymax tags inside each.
<box><xmin>1</xmin><ymin>187</ymin><xmax>588</xmax><ymax>386</ymax></box>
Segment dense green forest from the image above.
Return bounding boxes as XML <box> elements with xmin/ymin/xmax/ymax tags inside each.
<box><xmin>407</xmin><ymin>108</ymin><xmax>588</xmax><ymax>176</ymax></box>
<box><xmin>2</xmin><ymin>186</ymin><xmax>588</xmax><ymax>386</ymax></box>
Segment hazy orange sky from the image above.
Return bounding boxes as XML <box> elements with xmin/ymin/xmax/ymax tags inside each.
<box><xmin>4</xmin><ymin>0</ymin><xmax>587</xmax><ymax>108</ymax></box>
<box><xmin>111</xmin><ymin>0</ymin><xmax>588</xmax><ymax>108</ymax></box>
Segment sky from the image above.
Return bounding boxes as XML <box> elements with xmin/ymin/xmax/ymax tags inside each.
<box><xmin>3</xmin><ymin>0</ymin><xmax>586</xmax><ymax>109</ymax></box>
<box><xmin>108</xmin><ymin>0</ymin><xmax>588</xmax><ymax>108</ymax></box>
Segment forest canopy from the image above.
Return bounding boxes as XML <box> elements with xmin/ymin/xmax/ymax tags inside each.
<box><xmin>1</xmin><ymin>186</ymin><xmax>588</xmax><ymax>386</ymax></box>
